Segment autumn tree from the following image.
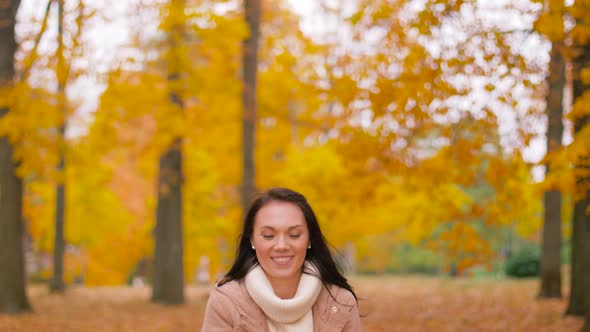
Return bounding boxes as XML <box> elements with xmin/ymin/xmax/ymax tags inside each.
<box><xmin>1</xmin><ymin>0</ymin><xmax>72</xmax><ymax>292</ymax></box>
<box><xmin>49</xmin><ymin>0</ymin><xmax>67</xmax><ymax>293</ymax></box>
<box><xmin>27</xmin><ymin>0</ymin><xmax>86</xmax><ymax>293</ymax></box>
<box><xmin>318</xmin><ymin>0</ymin><xmax>547</xmax><ymax>272</ymax></box>
<box><xmin>240</xmin><ymin>0</ymin><xmax>261</xmax><ymax>210</ymax></box>
<box><xmin>536</xmin><ymin>0</ymin><xmax>566</xmax><ymax>299</ymax></box>
<box><xmin>152</xmin><ymin>0</ymin><xmax>186</xmax><ymax>305</ymax></box>
<box><xmin>0</xmin><ymin>0</ymin><xmax>31</xmax><ymax>313</ymax></box>
<box><xmin>565</xmin><ymin>1</ymin><xmax>590</xmax><ymax>316</ymax></box>
<box><xmin>255</xmin><ymin>1</ymin><xmax>336</xmax><ymax>188</ymax></box>
<box><xmin>6</xmin><ymin>0</ymin><xmax>89</xmax><ymax>294</ymax></box>
<box><xmin>66</xmin><ymin>0</ymin><xmax>248</xmax><ymax>286</ymax></box>
<box><xmin>4</xmin><ymin>0</ymin><xmax>573</xmax><ymax>289</ymax></box>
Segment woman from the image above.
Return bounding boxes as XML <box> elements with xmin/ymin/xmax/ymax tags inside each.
<box><xmin>201</xmin><ymin>187</ymin><xmax>361</xmax><ymax>331</ymax></box>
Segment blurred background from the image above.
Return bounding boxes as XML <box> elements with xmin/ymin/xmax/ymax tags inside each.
<box><xmin>1</xmin><ymin>0</ymin><xmax>590</xmax><ymax>329</ymax></box>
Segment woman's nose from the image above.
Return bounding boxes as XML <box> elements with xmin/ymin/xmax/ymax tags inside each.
<box><xmin>275</xmin><ymin>235</ymin><xmax>289</xmax><ymax>249</ymax></box>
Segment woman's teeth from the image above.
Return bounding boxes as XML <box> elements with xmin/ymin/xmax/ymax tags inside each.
<box><xmin>272</xmin><ymin>256</ymin><xmax>293</xmax><ymax>264</ymax></box>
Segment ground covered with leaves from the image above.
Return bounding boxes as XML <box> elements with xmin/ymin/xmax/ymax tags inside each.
<box><xmin>0</xmin><ymin>276</ymin><xmax>583</xmax><ymax>331</ymax></box>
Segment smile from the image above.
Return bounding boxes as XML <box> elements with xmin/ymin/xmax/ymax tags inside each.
<box><xmin>271</xmin><ymin>256</ymin><xmax>294</xmax><ymax>265</ymax></box>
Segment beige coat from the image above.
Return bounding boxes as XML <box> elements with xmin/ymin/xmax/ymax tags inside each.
<box><xmin>201</xmin><ymin>279</ymin><xmax>361</xmax><ymax>332</ymax></box>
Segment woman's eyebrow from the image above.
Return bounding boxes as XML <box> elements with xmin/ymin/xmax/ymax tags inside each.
<box><xmin>259</xmin><ymin>225</ymin><xmax>305</xmax><ymax>231</ymax></box>
<box><xmin>288</xmin><ymin>225</ymin><xmax>305</xmax><ymax>230</ymax></box>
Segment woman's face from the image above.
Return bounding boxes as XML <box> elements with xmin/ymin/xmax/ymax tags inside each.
<box><xmin>251</xmin><ymin>201</ymin><xmax>310</xmax><ymax>286</ymax></box>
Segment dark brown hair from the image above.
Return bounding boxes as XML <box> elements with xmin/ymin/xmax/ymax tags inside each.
<box><xmin>219</xmin><ymin>187</ymin><xmax>357</xmax><ymax>301</ymax></box>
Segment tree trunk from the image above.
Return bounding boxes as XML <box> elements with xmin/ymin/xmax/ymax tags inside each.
<box><xmin>50</xmin><ymin>0</ymin><xmax>66</xmax><ymax>293</ymax></box>
<box><xmin>151</xmin><ymin>0</ymin><xmax>184</xmax><ymax>305</ymax></box>
<box><xmin>566</xmin><ymin>38</ymin><xmax>590</xmax><ymax>317</ymax></box>
<box><xmin>152</xmin><ymin>138</ymin><xmax>184</xmax><ymax>304</ymax></box>
<box><xmin>49</xmin><ymin>150</ymin><xmax>65</xmax><ymax>293</ymax></box>
<box><xmin>539</xmin><ymin>41</ymin><xmax>565</xmax><ymax>299</ymax></box>
<box><xmin>567</xmin><ymin>187</ymin><xmax>590</xmax><ymax>316</ymax></box>
<box><xmin>240</xmin><ymin>0</ymin><xmax>261</xmax><ymax>210</ymax></box>
<box><xmin>584</xmin><ymin>309</ymin><xmax>590</xmax><ymax>332</ymax></box>
<box><xmin>0</xmin><ymin>0</ymin><xmax>31</xmax><ymax>314</ymax></box>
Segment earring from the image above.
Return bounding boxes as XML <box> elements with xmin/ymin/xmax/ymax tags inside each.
<box><xmin>307</xmin><ymin>243</ymin><xmax>311</xmax><ymax>249</ymax></box>
<box><xmin>251</xmin><ymin>245</ymin><xmax>255</xmax><ymax>250</ymax></box>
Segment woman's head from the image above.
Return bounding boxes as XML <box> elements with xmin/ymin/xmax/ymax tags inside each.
<box><xmin>249</xmin><ymin>199</ymin><xmax>310</xmax><ymax>287</ymax></box>
<box><xmin>221</xmin><ymin>187</ymin><xmax>356</xmax><ymax>300</ymax></box>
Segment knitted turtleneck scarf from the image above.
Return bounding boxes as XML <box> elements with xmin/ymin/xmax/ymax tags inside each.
<box><xmin>245</xmin><ymin>261</ymin><xmax>322</xmax><ymax>332</ymax></box>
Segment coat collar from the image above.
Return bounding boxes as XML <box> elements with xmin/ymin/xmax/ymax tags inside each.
<box><xmin>217</xmin><ymin>280</ymin><xmax>354</xmax><ymax>332</ymax></box>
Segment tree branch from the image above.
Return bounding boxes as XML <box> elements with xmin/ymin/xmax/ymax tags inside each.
<box><xmin>17</xmin><ymin>0</ymin><xmax>52</xmax><ymax>81</ymax></box>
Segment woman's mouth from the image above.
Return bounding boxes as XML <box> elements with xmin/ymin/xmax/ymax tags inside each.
<box><xmin>271</xmin><ymin>256</ymin><xmax>294</xmax><ymax>265</ymax></box>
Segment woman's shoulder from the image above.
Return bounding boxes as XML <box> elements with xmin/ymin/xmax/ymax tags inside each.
<box><xmin>215</xmin><ymin>279</ymin><xmax>240</xmax><ymax>292</ymax></box>
<box><xmin>210</xmin><ymin>279</ymin><xmax>245</xmax><ymax>300</ymax></box>
<box><xmin>202</xmin><ymin>280</ymin><xmax>245</xmax><ymax>330</ymax></box>
<box><xmin>209</xmin><ymin>279</ymin><xmax>256</xmax><ymax>308</ymax></box>
<box><xmin>318</xmin><ymin>283</ymin><xmax>357</xmax><ymax>308</ymax></box>
<box><xmin>207</xmin><ymin>278</ymin><xmax>265</xmax><ymax>326</ymax></box>
<box><xmin>328</xmin><ymin>284</ymin><xmax>357</xmax><ymax>306</ymax></box>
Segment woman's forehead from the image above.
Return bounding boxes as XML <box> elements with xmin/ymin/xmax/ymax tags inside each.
<box><xmin>254</xmin><ymin>201</ymin><xmax>306</xmax><ymax>229</ymax></box>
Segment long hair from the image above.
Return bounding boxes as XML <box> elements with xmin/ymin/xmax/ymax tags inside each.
<box><xmin>219</xmin><ymin>187</ymin><xmax>357</xmax><ymax>301</ymax></box>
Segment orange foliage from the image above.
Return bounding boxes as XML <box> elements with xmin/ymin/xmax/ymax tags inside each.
<box><xmin>1</xmin><ymin>0</ymin><xmax>571</xmax><ymax>284</ymax></box>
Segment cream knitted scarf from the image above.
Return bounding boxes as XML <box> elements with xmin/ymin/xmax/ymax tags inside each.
<box><xmin>245</xmin><ymin>261</ymin><xmax>322</xmax><ymax>332</ymax></box>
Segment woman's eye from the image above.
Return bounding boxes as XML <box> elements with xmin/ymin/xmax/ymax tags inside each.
<box><xmin>262</xmin><ymin>235</ymin><xmax>274</xmax><ymax>239</ymax></box>
<box><xmin>289</xmin><ymin>234</ymin><xmax>301</xmax><ymax>239</ymax></box>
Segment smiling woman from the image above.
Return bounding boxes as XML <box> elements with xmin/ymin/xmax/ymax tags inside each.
<box><xmin>250</xmin><ymin>201</ymin><xmax>310</xmax><ymax>299</ymax></box>
<box><xmin>201</xmin><ymin>187</ymin><xmax>361</xmax><ymax>332</ymax></box>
